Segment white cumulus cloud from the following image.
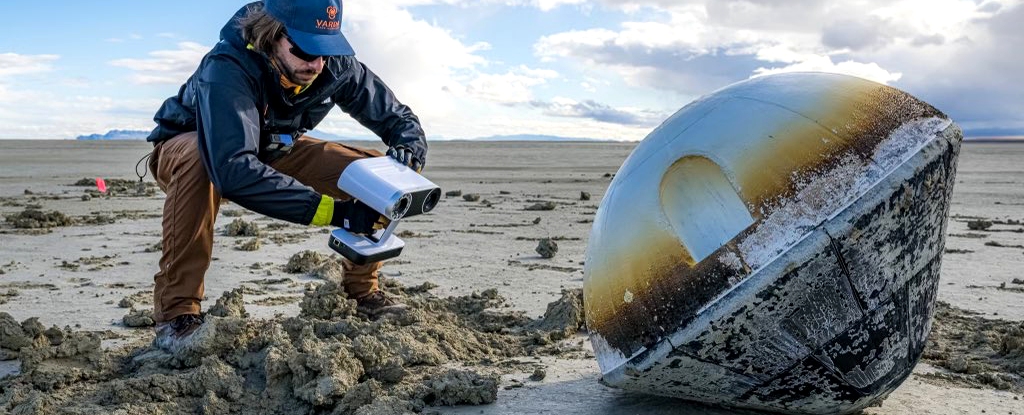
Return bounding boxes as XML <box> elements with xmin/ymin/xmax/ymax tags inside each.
<box><xmin>536</xmin><ymin>0</ymin><xmax>1024</xmax><ymax>136</ymax></box>
<box><xmin>465</xmin><ymin>66</ymin><xmax>559</xmax><ymax>103</ymax></box>
<box><xmin>752</xmin><ymin>55</ymin><xmax>903</xmax><ymax>85</ymax></box>
<box><xmin>0</xmin><ymin>53</ymin><xmax>59</xmax><ymax>78</ymax></box>
<box><xmin>340</xmin><ymin>1</ymin><xmax>490</xmax><ymax>123</ymax></box>
<box><xmin>108</xmin><ymin>42</ymin><xmax>208</xmax><ymax>85</ymax></box>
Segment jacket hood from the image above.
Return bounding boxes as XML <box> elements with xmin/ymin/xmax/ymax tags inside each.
<box><xmin>220</xmin><ymin>2</ymin><xmax>261</xmax><ymax>49</ymax></box>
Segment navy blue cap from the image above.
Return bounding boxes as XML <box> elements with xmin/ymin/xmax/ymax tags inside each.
<box><xmin>264</xmin><ymin>0</ymin><xmax>354</xmax><ymax>56</ymax></box>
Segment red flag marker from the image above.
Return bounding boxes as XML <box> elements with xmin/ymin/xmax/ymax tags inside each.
<box><xmin>96</xmin><ymin>178</ymin><xmax>107</xmax><ymax>194</ymax></box>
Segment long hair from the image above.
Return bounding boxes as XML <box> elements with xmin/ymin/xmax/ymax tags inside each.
<box><xmin>238</xmin><ymin>4</ymin><xmax>285</xmax><ymax>55</ymax></box>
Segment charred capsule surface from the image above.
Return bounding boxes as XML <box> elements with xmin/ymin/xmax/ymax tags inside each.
<box><xmin>585</xmin><ymin>72</ymin><xmax>961</xmax><ymax>414</ymax></box>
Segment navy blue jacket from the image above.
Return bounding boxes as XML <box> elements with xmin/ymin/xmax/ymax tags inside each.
<box><xmin>147</xmin><ymin>2</ymin><xmax>426</xmax><ymax>225</ymax></box>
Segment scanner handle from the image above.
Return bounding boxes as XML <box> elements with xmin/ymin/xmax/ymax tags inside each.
<box><xmin>366</xmin><ymin>218</ymin><xmax>401</xmax><ymax>244</ymax></box>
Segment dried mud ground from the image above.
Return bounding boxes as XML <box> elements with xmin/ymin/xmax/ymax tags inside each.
<box><xmin>1</xmin><ymin>140</ymin><xmax>1023</xmax><ymax>415</ymax></box>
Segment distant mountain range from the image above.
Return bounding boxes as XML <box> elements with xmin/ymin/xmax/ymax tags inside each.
<box><xmin>76</xmin><ymin>130</ymin><xmax>150</xmax><ymax>140</ymax></box>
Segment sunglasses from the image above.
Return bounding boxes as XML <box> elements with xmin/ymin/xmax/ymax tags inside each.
<box><xmin>284</xmin><ymin>34</ymin><xmax>322</xmax><ymax>62</ymax></box>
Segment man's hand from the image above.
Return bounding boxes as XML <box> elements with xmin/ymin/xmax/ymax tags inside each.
<box><xmin>331</xmin><ymin>199</ymin><xmax>389</xmax><ymax>235</ymax></box>
<box><xmin>386</xmin><ymin>141</ymin><xmax>426</xmax><ymax>172</ymax></box>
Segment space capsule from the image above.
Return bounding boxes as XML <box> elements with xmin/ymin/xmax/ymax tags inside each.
<box><xmin>584</xmin><ymin>72</ymin><xmax>961</xmax><ymax>414</ymax></box>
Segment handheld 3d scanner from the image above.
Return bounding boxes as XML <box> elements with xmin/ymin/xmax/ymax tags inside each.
<box><xmin>328</xmin><ymin>157</ymin><xmax>441</xmax><ymax>265</ymax></box>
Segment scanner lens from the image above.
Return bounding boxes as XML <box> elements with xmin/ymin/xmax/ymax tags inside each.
<box><xmin>422</xmin><ymin>188</ymin><xmax>441</xmax><ymax>213</ymax></box>
<box><xmin>392</xmin><ymin>194</ymin><xmax>412</xmax><ymax>219</ymax></box>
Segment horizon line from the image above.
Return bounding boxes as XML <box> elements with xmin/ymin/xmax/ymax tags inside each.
<box><xmin>3</xmin><ymin>134</ymin><xmax>1023</xmax><ymax>142</ymax></box>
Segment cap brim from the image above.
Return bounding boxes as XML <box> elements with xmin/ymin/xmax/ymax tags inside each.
<box><xmin>287</xmin><ymin>27</ymin><xmax>354</xmax><ymax>57</ymax></box>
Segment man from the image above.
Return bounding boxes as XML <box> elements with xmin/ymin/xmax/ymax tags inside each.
<box><xmin>145</xmin><ymin>0</ymin><xmax>427</xmax><ymax>350</ymax></box>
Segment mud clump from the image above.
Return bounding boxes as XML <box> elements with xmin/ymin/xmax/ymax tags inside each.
<box><xmin>528</xmin><ymin>289</ymin><xmax>585</xmax><ymax>341</ymax></box>
<box><xmin>921</xmin><ymin>302</ymin><xmax>1024</xmax><ymax>392</ymax></box>
<box><xmin>579</xmin><ymin>191</ymin><xmax>591</xmax><ymax>201</ymax></box>
<box><xmin>223</xmin><ymin>218</ymin><xmax>260</xmax><ymax>237</ymax></box>
<box><xmin>0</xmin><ymin>280</ymin><xmax>584</xmax><ymax>414</ymax></box>
<box><xmin>536</xmin><ymin>238</ymin><xmax>558</xmax><ymax>258</ymax></box>
<box><xmin>967</xmin><ymin>220</ymin><xmax>994</xmax><ymax>231</ymax></box>
<box><xmin>4</xmin><ymin>209</ymin><xmax>75</xmax><ymax>229</ymax></box>
<box><xmin>419</xmin><ymin>369</ymin><xmax>498</xmax><ymax>406</ymax></box>
<box><xmin>19</xmin><ymin>331</ymin><xmax>108</xmax><ymax>392</ymax></box>
<box><xmin>1002</xmin><ymin>327</ymin><xmax>1024</xmax><ymax>358</ymax></box>
<box><xmin>123</xmin><ymin>308</ymin><xmax>155</xmax><ymax>328</ymax></box>
<box><xmin>235</xmin><ymin>237</ymin><xmax>262</xmax><ymax>251</ymax></box>
<box><xmin>252</xmin><ymin>295</ymin><xmax>302</xmax><ymax>306</ymax></box>
<box><xmin>287</xmin><ymin>250</ymin><xmax>345</xmax><ymax>281</ymax></box>
<box><xmin>1</xmin><ymin>313</ymin><xmax>43</xmax><ymax>354</ymax></box>
<box><xmin>299</xmin><ymin>280</ymin><xmax>357</xmax><ymax>320</ymax></box>
<box><xmin>312</xmin><ymin>260</ymin><xmax>345</xmax><ymax>282</ymax></box>
<box><xmin>286</xmin><ymin>250</ymin><xmax>329</xmax><ymax>273</ymax></box>
<box><xmin>77</xmin><ymin>212</ymin><xmax>117</xmax><ymax>226</ymax></box>
<box><xmin>207</xmin><ymin>288</ymin><xmax>249</xmax><ymax>318</ymax></box>
<box><xmin>445</xmin><ymin>190</ymin><xmax>462</xmax><ymax>198</ymax></box>
<box><xmin>0</xmin><ymin>289</ymin><xmax>18</xmax><ymax>305</ymax></box>
<box><xmin>524</xmin><ymin>201</ymin><xmax>556</xmax><ymax>211</ymax></box>
<box><xmin>118</xmin><ymin>290</ymin><xmax>152</xmax><ymax>309</ymax></box>
<box><xmin>463</xmin><ymin>193</ymin><xmax>481</xmax><ymax>202</ymax></box>
<box><xmin>73</xmin><ymin>177</ymin><xmax>159</xmax><ymax>197</ymax></box>
<box><xmin>0</xmin><ymin>312</ymin><xmax>108</xmax><ymax>392</ymax></box>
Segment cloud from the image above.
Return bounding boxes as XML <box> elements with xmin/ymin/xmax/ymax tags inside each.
<box><xmin>529</xmin><ymin>97</ymin><xmax>665</xmax><ymax>126</ymax></box>
<box><xmin>752</xmin><ymin>55</ymin><xmax>903</xmax><ymax>85</ymax></box>
<box><xmin>534</xmin><ymin>23</ymin><xmax>769</xmax><ymax>94</ymax></box>
<box><xmin>375</xmin><ymin>0</ymin><xmax>589</xmax><ymax>11</ymax></box>
<box><xmin>532</xmin><ymin>0</ymin><xmax>588</xmax><ymax>11</ymax></box>
<box><xmin>821</xmin><ymin>17</ymin><xmax>893</xmax><ymax>51</ymax></box>
<box><xmin>0</xmin><ymin>54</ymin><xmax>162</xmax><ymax>138</ymax></box>
<box><xmin>106</xmin><ymin>33</ymin><xmax>146</xmax><ymax>44</ymax></box>
<box><xmin>881</xmin><ymin>2</ymin><xmax>1024</xmax><ymax>135</ymax></box>
<box><xmin>465</xmin><ymin>66</ymin><xmax>559</xmax><ymax>103</ymax></box>
<box><xmin>0</xmin><ymin>53</ymin><xmax>59</xmax><ymax>78</ymax></box>
<box><xmin>326</xmin><ymin>0</ymin><xmax>662</xmax><ymax>138</ymax></box>
<box><xmin>108</xmin><ymin>42</ymin><xmax>209</xmax><ymax>85</ymax></box>
<box><xmin>0</xmin><ymin>91</ymin><xmax>163</xmax><ymax>139</ymax></box>
<box><xmin>537</xmin><ymin>0</ymin><xmax>1024</xmax><ymax>135</ymax></box>
<box><xmin>342</xmin><ymin>1</ymin><xmax>490</xmax><ymax>122</ymax></box>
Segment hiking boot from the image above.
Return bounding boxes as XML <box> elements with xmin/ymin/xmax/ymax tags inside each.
<box><xmin>356</xmin><ymin>290</ymin><xmax>408</xmax><ymax>317</ymax></box>
<box><xmin>153</xmin><ymin>313</ymin><xmax>204</xmax><ymax>352</ymax></box>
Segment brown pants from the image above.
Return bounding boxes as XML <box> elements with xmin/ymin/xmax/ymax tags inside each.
<box><xmin>149</xmin><ymin>132</ymin><xmax>383</xmax><ymax>323</ymax></box>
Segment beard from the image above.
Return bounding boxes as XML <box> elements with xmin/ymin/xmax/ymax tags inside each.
<box><xmin>283</xmin><ymin>65</ymin><xmax>320</xmax><ymax>86</ymax></box>
<box><xmin>272</xmin><ymin>50</ymin><xmax>321</xmax><ymax>86</ymax></box>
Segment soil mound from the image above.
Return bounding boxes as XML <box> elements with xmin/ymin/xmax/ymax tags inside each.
<box><xmin>528</xmin><ymin>289</ymin><xmax>584</xmax><ymax>341</ymax></box>
<box><xmin>287</xmin><ymin>250</ymin><xmax>329</xmax><ymax>273</ymax></box>
<box><xmin>72</xmin><ymin>178</ymin><xmax>159</xmax><ymax>197</ymax></box>
<box><xmin>287</xmin><ymin>250</ymin><xmax>345</xmax><ymax>281</ymax></box>
<box><xmin>208</xmin><ymin>289</ymin><xmax>250</xmax><ymax>318</ymax></box>
<box><xmin>921</xmin><ymin>302</ymin><xmax>1024</xmax><ymax>392</ymax></box>
<box><xmin>4</xmin><ymin>210</ymin><xmax>74</xmax><ymax>229</ymax></box>
<box><xmin>223</xmin><ymin>219</ymin><xmax>261</xmax><ymax>237</ymax></box>
<box><xmin>535</xmin><ymin>238</ymin><xmax>558</xmax><ymax>259</ymax></box>
<box><xmin>0</xmin><ymin>281</ymin><xmax>586</xmax><ymax>414</ymax></box>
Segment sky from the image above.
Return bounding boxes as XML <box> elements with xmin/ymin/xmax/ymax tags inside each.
<box><xmin>0</xmin><ymin>0</ymin><xmax>1021</xmax><ymax>141</ymax></box>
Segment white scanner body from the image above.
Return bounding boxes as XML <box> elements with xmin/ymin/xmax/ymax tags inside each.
<box><xmin>329</xmin><ymin>157</ymin><xmax>441</xmax><ymax>264</ymax></box>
